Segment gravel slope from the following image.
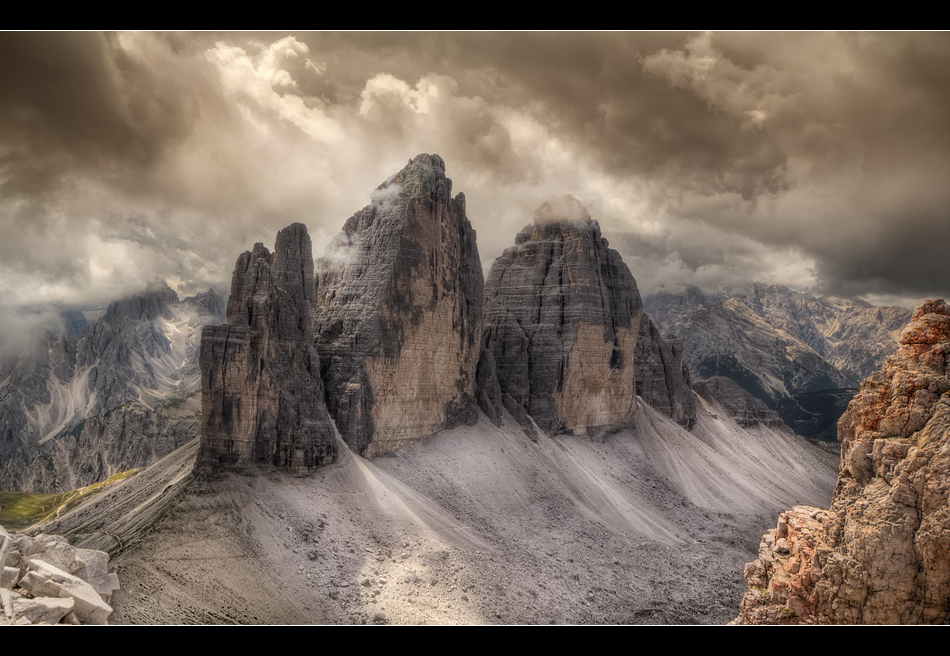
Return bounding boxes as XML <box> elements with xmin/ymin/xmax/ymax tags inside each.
<box><xmin>53</xmin><ymin>396</ymin><xmax>836</xmax><ymax>625</ymax></box>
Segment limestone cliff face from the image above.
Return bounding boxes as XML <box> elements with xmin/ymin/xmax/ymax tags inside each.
<box><xmin>734</xmin><ymin>299</ymin><xmax>950</xmax><ymax>624</ymax></box>
<box><xmin>199</xmin><ymin>223</ymin><xmax>336</xmax><ymax>475</ymax></box>
<box><xmin>483</xmin><ymin>195</ymin><xmax>642</xmax><ymax>435</ymax></box>
<box><xmin>313</xmin><ymin>154</ymin><xmax>484</xmax><ymax>457</ymax></box>
<box><xmin>635</xmin><ymin>315</ymin><xmax>696</xmax><ymax>429</ymax></box>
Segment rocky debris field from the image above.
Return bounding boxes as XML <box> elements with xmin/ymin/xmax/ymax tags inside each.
<box><xmin>1</xmin><ymin>524</ymin><xmax>119</xmax><ymax>625</ymax></box>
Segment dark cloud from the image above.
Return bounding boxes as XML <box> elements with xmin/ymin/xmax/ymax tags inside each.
<box><xmin>0</xmin><ymin>33</ymin><xmax>197</xmax><ymax>196</ymax></box>
<box><xmin>0</xmin><ymin>31</ymin><xmax>948</xmax><ymax>312</ymax></box>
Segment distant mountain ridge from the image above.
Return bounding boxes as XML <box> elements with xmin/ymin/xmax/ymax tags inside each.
<box><xmin>0</xmin><ymin>281</ymin><xmax>225</xmax><ymax>492</ymax></box>
<box><xmin>644</xmin><ymin>284</ymin><xmax>912</xmax><ymax>438</ymax></box>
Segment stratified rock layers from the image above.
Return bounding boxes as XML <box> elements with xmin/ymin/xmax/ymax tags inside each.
<box><xmin>635</xmin><ymin>315</ymin><xmax>696</xmax><ymax>429</ymax></box>
<box><xmin>483</xmin><ymin>197</ymin><xmax>642</xmax><ymax>435</ymax></box>
<box><xmin>313</xmin><ymin>154</ymin><xmax>483</xmax><ymax>457</ymax></box>
<box><xmin>734</xmin><ymin>299</ymin><xmax>950</xmax><ymax>624</ymax></box>
<box><xmin>199</xmin><ymin>223</ymin><xmax>336</xmax><ymax>474</ymax></box>
<box><xmin>693</xmin><ymin>376</ymin><xmax>782</xmax><ymax>428</ymax></box>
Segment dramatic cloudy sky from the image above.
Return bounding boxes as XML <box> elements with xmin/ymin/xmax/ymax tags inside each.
<box><xmin>2</xmin><ymin>31</ymin><xmax>949</xmax><ymax>313</ymax></box>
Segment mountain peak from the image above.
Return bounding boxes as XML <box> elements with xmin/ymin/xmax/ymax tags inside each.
<box><xmin>372</xmin><ymin>153</ymin><xmax>452</xmax><ymax>204</ymax></box>
<box><xmin>484</xmin><ymin>202</ymin><xmax>641</xmax><ymax>436</ymax></box>
<box><xmin>314</xmin><ymin>154</ymin><xmax>483</xmax><ymax>457</ymax></box>
<box><xmin>144</xmin><ymin>278</ymin><xmax>173</xmax><ymax>294</ymax></box>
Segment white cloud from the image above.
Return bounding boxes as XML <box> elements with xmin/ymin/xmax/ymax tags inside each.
<box><xmin>359</xmin><ymin>73</ymin><xmax>440</xmax><ymax>116</ymax></box>
<box><xmin>205</xmin><ymin>37</ymin><xmax>342</xmax><ymax>143</ymax></box>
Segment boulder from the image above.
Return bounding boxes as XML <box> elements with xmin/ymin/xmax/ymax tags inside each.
<box><xmin>9</xmin><ymin>592</ymin><xmax>75</xmax><ymax>625</ymax></box>
<box><xmin>20</xmin><ymin>559</ymin><xmax>112</xmax><ymax>625</ymax></box>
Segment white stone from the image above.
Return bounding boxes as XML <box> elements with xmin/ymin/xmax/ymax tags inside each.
<box><xmin>21</xmin><ymin>558</ymin><xmax>113</xmax><ymax>625</ymax></box>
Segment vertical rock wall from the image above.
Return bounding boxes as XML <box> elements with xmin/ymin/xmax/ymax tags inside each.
<box><xmin>313</xmin><ymin>154</ymin><xmax>484</xmax><ymax>457</ymax></box>
<box><xmin>482</xmin><ymin>195</ymin><xmax>643</xmax><ymax>435</ymax></box>
<box><xmin>198</xmin><ymin>223</ymin><xmax>336</xmax><ymax>475</ymax></box>
<box><xmin>635</xmin><ymin>315</ymin><xmax>696</xmax><ymax>429</ymax></box>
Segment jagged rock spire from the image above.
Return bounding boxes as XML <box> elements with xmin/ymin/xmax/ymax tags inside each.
<box><xmin>313</xmin><ymin>154</ymin><xmax>484</xmax><ymax>457</ymax></box>
<box><xmin>198</xmin><ymin>223</ymin><xmax>336</xmax><ymax>475</ymax></box>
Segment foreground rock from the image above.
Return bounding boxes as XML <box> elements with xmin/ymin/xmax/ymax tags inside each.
<box><xmin>483</xmin><ymin>195</ymin><xmax>642</xmax><ymax>435</ymax></box>
<box><xmin>199</xmin><ymin>224</ymin><xmax>337</xmax><ymax>475</ymax></box>
<box><xmin>734</xmin><ymin>299</ymin><xmax>950</xmax><ymax>624</ymax></box>
<box><xmin>313</xmin><ymin>154</ymin><xmax>484</xmax><ymax>457</ymax></box>
<box><xmin>1</xmin><ymin>525</ymin><xmax>118</xmax><ymax>625</ymax></box>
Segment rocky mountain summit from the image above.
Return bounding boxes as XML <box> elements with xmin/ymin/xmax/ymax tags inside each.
<box><xmin>313</xmin><ymin>154</ymin><xmax>484</xmax><ymax>457</ymax></box>
<box><xmin>733</xmin><ymin>299</ymin><xmax>950</xmax><ymax>624</ymax></box>
<box><xmin>199</xmin><ymin>223</ymin><xmax>337</xmax><ymax>475</ymax></box>
<box><xmin>198</xmin><ymin>167</ymin><xmax>699</xmax><ymax>473</ymax></box>
<box><xmin>0</xmin><ymin>152</ymin><xmax>856</xmax><ymax>625</ymax></box>
<box><xmin>482</xmin><ymin>195</ymin><xmax>642</xmax><ymax>436</ymax></box>
<box><xmin>0</xmin><ymin>283</ymin><xmax>225</xmax><ymax>492</ymax></box>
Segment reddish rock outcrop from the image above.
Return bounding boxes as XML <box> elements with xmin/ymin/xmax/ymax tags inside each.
<box><xmin>733</xmin><ymin>299</ymin><xmax>950</xmax><ymax>624</ymax></box>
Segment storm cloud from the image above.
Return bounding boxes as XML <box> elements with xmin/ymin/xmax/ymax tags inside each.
<box><xmin>1</xmin><ymin>31</ymin><xmax>948</xmax><ymax>314</ymax></box>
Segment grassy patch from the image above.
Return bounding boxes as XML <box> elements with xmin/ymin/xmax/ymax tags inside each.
<box><xmin>162</xmin><ymin>396</ymin><xmax>185</xmax><ymax>410</ymax></box>
<box><xmin>0</xmin><ymin>469</ymin><xmax>140</xmax><ymax>532</ymax></box>
<box><xmin>0</xmin><ymin>490</ymin><xmax>72</xmax><ymax>531</ymax></box>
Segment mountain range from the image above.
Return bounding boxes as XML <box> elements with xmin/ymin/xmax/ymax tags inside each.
<box><xmin>1</xmin><ymin>154</ymin><xmax>944</xmax><ymax>625</ymax></box>
<box><xmin>0</xmin><ymin>283</ymin><xmax>224</xmax><ymax>492</ymax></box>
<box><xmin>645</xmin><ymin>285</ymin><xmax>912</xmax><ymax>441</ymax></box>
